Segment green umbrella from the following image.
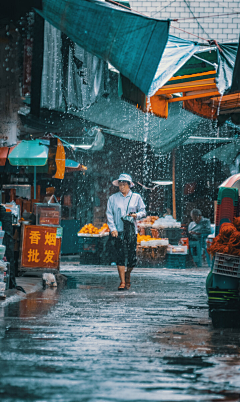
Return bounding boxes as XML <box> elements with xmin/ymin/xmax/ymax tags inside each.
<box><xmin>8</xmin><ymin>140</ymin><xmax>49</xmax><ymax>198</ymax></box>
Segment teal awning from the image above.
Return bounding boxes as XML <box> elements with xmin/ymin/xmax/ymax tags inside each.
<box><xmin>202</xmin><ymin>141</ymin><xmax>240</xmax><ymax>164</ymax></box>
<box><xmin>37</xmin><ymin>0</ymin><xmax>169</xmax><ymax>96</ymax></box>
<box><xmin>8</xmin><ymin>140</ymin><xmax>49</xmax><ymax>166</ymax></box>
<box><xmin>65</xmin><ymin>159</ymin><xmax>79</xmax><ymax>168</ymax></box>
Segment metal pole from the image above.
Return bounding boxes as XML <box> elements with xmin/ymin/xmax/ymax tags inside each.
<box><xmin>172</xmin><ymin>149</ymin><xmax>176</xmax><ymax>220</ymax></box>
<box><xmin>34</xmin><ymin>166</ymin><xmax>36</xmax><ymax>199</ymax></box>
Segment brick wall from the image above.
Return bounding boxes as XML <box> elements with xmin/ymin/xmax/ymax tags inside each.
<box><xmin>129</xmin><ymin>0</ymin><xmax>240</xmax><ymax>42</ymax></box>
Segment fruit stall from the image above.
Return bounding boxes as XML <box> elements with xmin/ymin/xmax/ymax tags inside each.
<box><xmin>77</xmin><ymin>215</ymin><xmax>188</xmax><ymax>267</ymax></box>
<box><xmin>137</xmin><ymin>215</ymin><xmax>188</xmax><ymax>267</ymax></box>
<box><xmin>77</xmin><ymin>223</ymin><xmax>110</xmax><ymax>264</ymax></box>
<box><xmin>206</xmin><ymin>184</ymin><xmax>240</xmax><ymax>327</ymax></box>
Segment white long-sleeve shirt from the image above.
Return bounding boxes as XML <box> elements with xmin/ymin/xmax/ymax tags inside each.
<box><xmin>106</xmin><ymin>190</ymin><xmax>146</xmax><ymax>234</ymax></box>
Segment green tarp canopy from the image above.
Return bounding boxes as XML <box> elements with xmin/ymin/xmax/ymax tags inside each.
<box><xmin>74</xmin><ymin>91</ymin><xmax>233</xmax><ymax>154</ymax></box>
<box><xmin>37</xmin><ymin>0</ymin><xmax>169</xmax><ymax>96</ymax></box>
<box><xmin>231</xmin><ymin>39</ymin><xmax>240</xmax><ymax>92</ymax></box>
<box><xmin>202</xmin><ymin>141</ymin><xmax>240</xmax><ymax>164</ymax></box>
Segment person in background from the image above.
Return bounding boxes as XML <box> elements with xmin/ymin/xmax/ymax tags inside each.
<box><xmin>43</xmin><ymin>187</ymin><xmax>56</xmax><ymax>203</ymax></box>
<box><xmin>188</xmin><ymin>209</ymin><xmax>211</xmax><ymax>241</ymax></box>
<box><xmin>106</xmin><ymin>174</ymin><xmax>146</xmax><ymax>291</ymax></box>
<box><xmin>163</xmin><ymin>207</ymin><xmax>172</xmax><ymax>217</ymax></box>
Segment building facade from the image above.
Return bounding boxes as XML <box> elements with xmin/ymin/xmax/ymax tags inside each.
<box><xmin>129</xmin><ymin>0</ymin><xmax>240</xmax><ymax>42</ymax></box>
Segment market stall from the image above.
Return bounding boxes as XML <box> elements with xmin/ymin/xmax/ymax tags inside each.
<box><xmin>76</xmin><ymin>215</ymin><xmax>189</xmax><ymax>268</ymax></box>
<box><xmin>137</xmin><ymin>214</ymin><xmax>188</xmax><ymax>267</ymax></box>
<box><xmin>206</xmin><ymin>183</ymin><xmax>240</xmax><ymax>327</ymax></box>
<box><xmin>77</xmin><ymin>223</ymin><xmax>110</xmax><ymax>265</ymax></box>
<box><xmin>0</xmin><ymin>138</ymin><xmax>88</xmax><ymax>259</ymax></box>
<box><xmin>0</xmin><ymin>210</ymin><xmax>12</xmax><ymax>298</ymax></box>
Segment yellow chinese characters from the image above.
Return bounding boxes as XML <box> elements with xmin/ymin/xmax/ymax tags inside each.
<box><xmin>28</xmin><ymin>249</ymin><xmax>40</xmax><ymax>263</ymax></box>
<box><xmin>45</xmin><ymin>232</ymin><xmax>57</xmax><ymax>246</ymax></box>
<box><xmin>43</xmin><ymin>250</ymin><xmax>55</xmax><ymax>263</ymax></box>
<box><xmin>29</xmin><ymin>231</ymin><xmax>41</xmax><ymax>245</ymax></box>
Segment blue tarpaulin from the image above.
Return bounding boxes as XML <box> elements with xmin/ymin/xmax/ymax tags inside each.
<box><xmin>37</xmin><ymin>0</ymin><xmax>169</xmax><ymax>96</ymax></box>
<box><xmin>230</xmin><ymin>39</ymin><xmax>240</xmax><ymax>93</ymax></box>
<box><xmin>216</xmin><ymin>43</ymin><xmax>239</xmax><ymax>94</ymax></box>
<box><xmin>148</xmin><ymin>35</ymin><xmax>200</xmax><ymax>97</ymax></box>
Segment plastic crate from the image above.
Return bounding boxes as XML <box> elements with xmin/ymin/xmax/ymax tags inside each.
<box><xmin>216</xmin><ymin>199</ymin><xmax>237</xmax><ymax>222</ymax></box>
<box><xmin>208</xmin><ymin>288</ymin><xmax>240</xmax><ymax>311</ymax></box>
<box><xmin>217</xmin><ymin>188</ymin><xmax>239</xmax><ymax>204</ymax></box>
<box><xmin>79</xmin><ymin>237</ymin><xmax>100</xmax><ymax>253</ymax></box>
<box><xmin>158</xmin><ymin>228</ymin><xmax>182</xmax><ymax>245</ymax></box>
<box><xmin>213</xmin><ymin>252</ymin><xmax>240</xmax><ymax>278</ymax></box>
<box><xmin>79</xmin><ymin>236</ymin><xmax>109</xmax><ymax>265</ymax></box>
<box><xmin>215</xmin><ymin>197</ymin><xmax>238</xmax><ymax>235</ymax></box>
<box><xmin>166</xmin><ymin>254</ymin><xmax>186</xmax><ymax>268</ymax></box>
<box><xmin>217</xmin><ymin>197</ymin><xmax>238</xmax><ymax>207</ymax></box>
<box><xmin>79</xmin><ymin>252</ymin><xmax>100</xmax><ymax>264</ymax></box>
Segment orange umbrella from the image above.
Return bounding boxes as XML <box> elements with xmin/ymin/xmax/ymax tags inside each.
<box><xmin>53</xmin><ymin>139</ymin><xmax>65</xmax><ymax>179</ymax></box>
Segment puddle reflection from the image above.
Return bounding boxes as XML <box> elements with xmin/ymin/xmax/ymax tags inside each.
<box><xmin>0</xmin><ymin>267</ymin><xmax>240</xmax><ymax>402</ymax></box>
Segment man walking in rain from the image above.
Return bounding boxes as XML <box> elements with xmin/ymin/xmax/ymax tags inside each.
<box><xmin>106</xmin><ymin>174</ymin><xmax>146</xmax><ymax>290</ymax></box>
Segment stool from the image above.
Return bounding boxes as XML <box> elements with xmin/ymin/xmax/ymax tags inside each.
<box><xmin>189</xmin><ymin>240</ymin><xmax>202</xmax><ymax>267</ymax></box>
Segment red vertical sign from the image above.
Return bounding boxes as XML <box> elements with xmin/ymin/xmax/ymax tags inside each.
<box><xmin>21</xmin><ymin>225</ymin><xmax>62</xmax><ymax>269</ymax></box>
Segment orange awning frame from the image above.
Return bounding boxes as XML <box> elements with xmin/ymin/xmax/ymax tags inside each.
<box><xmin>0</xmin><ymin>147</ymin><xmax>10</xmax><ymax>166</ymax></box>
<box><xmin>0</xmin><ymin>145</ymin><xmax>17</xmax><ymax>166</ymax></box>
<box><xmin>147</xmin><ymin>69</ymin><xmax>221</xmax><ymax>118</ymax></box>
<box><xmin>147</xmin><ymin>69</ymin><xmax>240</xmax><ymax>119</ymax></box>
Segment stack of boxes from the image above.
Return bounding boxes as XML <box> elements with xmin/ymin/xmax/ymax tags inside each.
<box><xmin>166</xmin><ymin>232</ymin><xmax>189</xmax><ymax>269</ymax></box>
<box><xmin>0</xmin><ymin>227</ymin><xmax>9</xmax><ymax>300</ymax></box>
<box><xmin>215</xmin><ymin>187</ymin><xmax>239</xmax><ymax>236</ymax></box>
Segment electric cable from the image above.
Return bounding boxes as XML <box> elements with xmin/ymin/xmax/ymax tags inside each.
<box><xmin>103</xmin><ymin>0</ymin><xmax>146</xmax><ymax>16</ymax></box>
<box><xmin>104</xmin><ymin>0</ymin><xmax>234</xmax><ymax>46</ymax></box>
<box><xmin>173</xmin><ymin>11</ymin><xmax>240</xmax><ymax>21</ymax></box>
<box><xmin>183</xmin><ymin>0</ymin><xmax>211</xmax><ymax>41</ymax></box>
<box><xmin>171</xmin><ymin>25</ymin><xmax>209</xmax><ymax>42</ymax></box>
<box><xmin>150</xmin><ymin>0</ymin><xmax>177</xmax><ymax>16</ymax></box>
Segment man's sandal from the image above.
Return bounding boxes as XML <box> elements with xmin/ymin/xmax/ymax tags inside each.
<box><xmin>118</xmin><ymin>282</ymin><xmax>125</xmax><ymax>291</ymax></box>
<box><xmin>125</xmin><ymin>282</ymin><xmax>131</xmax><ymax>290</ymax></box>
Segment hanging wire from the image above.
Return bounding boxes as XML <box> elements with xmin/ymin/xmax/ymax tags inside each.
<box><xmin>99</xmin><ymin>0</ymin><xmax>239</xmax><ymax>45</ymax></box>
<box><xmin>174</xmin><ymin>11</ymin><xmax>240</xmax><ymax>21</ymax></box>
<box><xmin>170</xmin><ymin>25</ymin><xmax>209</xmax><ymax>42</ymax></box>
<box><xmin>150</xmin><ymin>0</ymin><xmax>177</xmax><ymax>16</ymax></box>
<box><xmin>183</xmin><ymin>0</ymin><xmax>211</xmax><ymax>41</ymax></box>
<box><xmin>103</xmin><ymin>0</ymin><xmax>146</xmax><ymax>16</ymax></box>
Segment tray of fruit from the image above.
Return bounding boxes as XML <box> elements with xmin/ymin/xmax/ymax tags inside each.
<box><xmin>78</xmin><ymin>223</ymin><xmax>110</xmax><ymax>237</ymax></box>
<box><xmin>137</xmin><ymin>234</ymin><xmax>168</xmax><ymax>246</ymax></box>
<box><xmin>137</xmin><ymin>216</ymin><xmax>159</xmax><ymax>228</ymax></box>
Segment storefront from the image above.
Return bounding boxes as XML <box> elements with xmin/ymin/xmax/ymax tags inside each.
<box><xmin>0</xmin><ymin>137</ymin><xmax>88</xmax><ymax>271</ymax></box>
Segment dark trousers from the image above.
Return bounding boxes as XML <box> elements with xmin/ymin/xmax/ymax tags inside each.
<box><xmin>114</xmin><ymin>233</ymin><xmax>137</xmax><ymax>268</ymax></box>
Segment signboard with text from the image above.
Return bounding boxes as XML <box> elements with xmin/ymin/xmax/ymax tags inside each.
<box><xmin>21</xmin><ymin>225</ymin><xmax>62</xmax><ymax>269</ymax></box>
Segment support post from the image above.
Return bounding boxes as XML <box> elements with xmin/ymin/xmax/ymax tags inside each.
<box><xmin>30</xmin><ymin>12</ymin><xmax>44</xmax><ymax>118</ymax></box>
<box><xmin>34</xmin><ymin>166</ymin><xmax>36</xmax><ymax>199</ymax></box>
<box><xmin>172</xmin><ymin>149</ymin><xmax>176</xmax><ymax>220</ymax></box>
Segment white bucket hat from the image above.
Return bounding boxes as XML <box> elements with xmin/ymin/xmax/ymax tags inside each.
<box><xmin>112</xmin><ymin>173</ymin><xmax>134</xmax><ymax>188</ymax></box>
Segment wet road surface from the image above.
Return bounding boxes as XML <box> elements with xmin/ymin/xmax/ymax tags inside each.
<box><xmin>1</xmin><ymin>265</ymin><xmax>240</xmax><ymax>402</ymax></box>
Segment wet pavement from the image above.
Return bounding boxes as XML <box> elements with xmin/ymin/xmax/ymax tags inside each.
<box><xmin>1</xmin><ymin>264</ymin><xmax>240</xmax><ymax>402</ymax></box>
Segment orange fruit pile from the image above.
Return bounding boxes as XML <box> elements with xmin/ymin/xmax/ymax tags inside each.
<box><xmin>139</xmin><ymin>216</ymin><xmax>159</xmax><ymax>225</ymax></box>
<box><xmin>99</xmin><ymin>223</ymin><xmax>110</xmax><ymax>233</ymax></box>
<box><xmin>79</xmin><ymin>224</ymin><xmax>100</xmax><ymax>234</ymax></box>
<box><xmin>79</xmin><ymin>223</ymin><xmax>110</xmax><ymax>234</ymax></box>
<box><xmin>137</xmin><ymin>234</ymin><xmax>152</xmax><ymax>243</ymax></box>
<box><xmin>137</xmin><ymin>234</ymin><xmax>161</xmax><ymax>243</ymax></box>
